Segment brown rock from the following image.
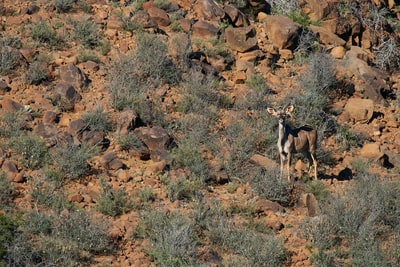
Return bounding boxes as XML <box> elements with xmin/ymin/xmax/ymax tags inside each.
<box><xmin>192</xmin><ymin>20</ymin><xmax>219</xmax><ymax>39</ymax></box>
<box><xmin>225</xmin><ymin>26</ymin><xmax>258</xmax><ymax>53</ymax></box>
<box><xmin>68</xmin><ymin>193</ymin><xmax>84</xmax><ymax>203</ymax></box>
<box><xmin>310</xmin><ymin>25</ymin><xmax>346</xmax><ymax>46</ymax></box>
<box><xmin>359</xmin><ymin>143</ymin><xmax>384</xmax><ymax>161</ymax></box>
<box><xmin>263</xmin><ymin>15</ymin><xmax>301</xmax><ymax>49</ymax></box>
<box><xmin>117</xmin><ymin>109</ymin><xmax>138</xmax><ymax>135</ymax></box>
<box><xmin>58</xmin><ymin>64</ymin><xmax>89</xmax><ymax>91</ymax></box>
<box><xmin>193</xmin><ymin>0</ymin><xmax>224</xmax><ymax>20</ymax></box>
<box><xmin>147</xmin><ymin>7</ymin><xmax>170</xmax><ymax>27</ymax></box>
<box><xmin>0</xmin><ymin>98</ymin><xmax>23</xmax><ymax>112</ymax></box>
<box><xmin>0</xmin><ymin>80</ymin><xmax>11</xmax><ymax>95</ymax></box>
<box><xmin>100</xmin><ymin>152</ymin><xmax>124</xmax><ymax>170</ymax></box>
<box><xmin>250</xmin><ymin>154</ymin><xmax>278</xmax><ymax>169</ymax></box>
<box><xmin>132</xmin><ymin>10</ymin><xmax>157</xmax><ymax>29</ymax></box>
<box><xmin>344</xmin><ymin>98</ymin><xmax>374</xmax><ymax>123</ymax></box>
<box><xmin>54</xmin><ymin>83</ymin><xmax>82</xmax><ymax>111</ymax></box>
<box><xmin>134</xmin><ymin>126</ymin><xmax>170</xmax><ymax>162</ymax></box>
<box><xmin>300</xmin><ymin>0</ymin><xmax>330</xmax><ymax>21</ymax></box>
<box><xmin>223</xmin><ymin>4</ymin><xmax>249</xmax><ymax>27</ymax></box>
<box><xmin>331</xmin><ymin>46</ymin><xmax>346</xmax><ymax>59</ymax></box>
<box><xmin>254</xmin><ymin>197</ymin><xmax>285</xmax><ymax>213</ymax></box>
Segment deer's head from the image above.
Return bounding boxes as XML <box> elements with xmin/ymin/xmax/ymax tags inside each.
<box><xmin>267</xmin><ymin>105</ymin><xmax>294</xmax><ymax>125</ymax></box>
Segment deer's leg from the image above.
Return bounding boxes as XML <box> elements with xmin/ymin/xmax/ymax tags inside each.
<box><xmin>311</xmin><ymin>153</ymin><xmax>318</xmax><ymax>180</ymax></box>
<box><xmin>287</xmin><ymin>152</ymin><xmax>292</xmax><ymax>182</ymax></box>
<box><xmin>305</xmin><ymin>152</ymin><xmax>313</xmax><ymax>175</ymax></box>
<box><xmin>280</xmin><ymin>155</ymin><xmax>284</xmax><ymax>180</ymax></box>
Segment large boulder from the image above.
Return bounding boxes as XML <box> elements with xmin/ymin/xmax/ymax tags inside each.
<box><xmin>225</xmin><ymin>26</ymin><xmax>258</xmax><ymax>52</ymax></box>
<box><xmin>223</xmin><ymin>5</ymin><xmax>249</xmax><ymax>27</ymax></box>
<box><xmin>58</xmin><ymin>64</ymin><xmax>89</xmax><ymax>91</ymax></box>
<box><xmin>147</xmin><ymin>7</ymin><xmax>170</xmax><ymax>27</ymax></box>
<box><xmin>134</xmin><ymin>126</ymin><xmax>171</xmax><ymax>162</ymax></box>
<box><xmin>344</xmin><ymin>98</ymin><xmax>374</xmax><ymax>123</ymax></box>
<box><xmin>263</xmin><ymin>15</ymin><xmax>301</xmax><ymax>49</ymax></box>
<box><xmin>193</xmin><ymin>0</ymin><xmax>224</xmax><ymax>21</ymax></box>
<box><xmin>309</xmin><ymin>25</ymin><xmax>346</xmax><ymax>46</ymax></box>
<box><xmin>192</xmin><ymin>20</ymin><xmax>220</xmax><ymax>39</ymax></box>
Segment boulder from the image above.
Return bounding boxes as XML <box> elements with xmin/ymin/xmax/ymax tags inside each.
<box><xmin>53</xmin><ymin>83</ymin><xmax>82</xmax><ymax>111</ymax></box>
<box><xmin>309</xmin><ymin>25</ymin><xmax>346</xmax><ymax>46</ymax></box>
<box><xmin>134</xmin><ymin>126</ymin><xmax>171</xmax><ymax>162</ymax></box>
<box><xmin>192</xmin><ymin>20</ymin><xmax>220</xmax><ymax>39</ymax></box>
<box><xmin>0</xmin><ymin>98</ymin><xmax>23</xmax><ymax>112</ymax></box>
<box><xmin>263</xmin><ymin>15</ymin><xmax>301</xmax><ymax>49</ymax></box>
<box><xmin>147</xmin><ymin>7</ymin><xmax>170</xmax><ymax>27</ymax></box>
<box><xmin>100</xmin><ymin>152</ymin><xmax>124</xmax><ymax>170</ymax></box>
<box><xmin>223</xmin><ymin>4</ymin><xmax>249</xmax><ymax>27</ymax></box>
<box><xmin>250</xmin><ymin>154</ymin><xmax>278</xmax><ymax>169</ymax></box>
<box><xmin>117</xmin><ymin>109</ymin><xmax>138</xmax><ymax>135</ymax></box>
<box><xmin>193</xmin><ymin>0</ymin><xmax>224</xmax><ymax>21</ymax></box>
<box><xmin>344</xmin><ymin>98</ymin><xmax>374</xmax><ymax>123</ymax></box>
<box><xmin>330</xmin><ymin>46</ymin><xmax>346</xmax><ymax>59</ymax></box>
<box><xmin>225</xmin><ymin>26</ymin><xmax>258</xmax><ymax>52</ymax></box>
<box><xmin>58</xmin><ymin>64</ymin><xmax>89</xmax><ymax>91</ymax></box>
<box><xmin>132</xmin><ymin>10</ymin><xmax>158</xmax><ymax>29</ymax></box>
<box><xmin>299</xmin><ymin>0</ymin><xmax>331</xmax><ymax>21</ymax></box>
<box><xmin>359</xmin><ymin>143</ymin><xmax>384</xmax><ymax>161</ymax></box>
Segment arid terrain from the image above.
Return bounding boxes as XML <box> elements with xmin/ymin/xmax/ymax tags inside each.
<box><xmin>0</xmin><ymin>0</ymin><xmax>399</xmax><ymax>266</ymax></box>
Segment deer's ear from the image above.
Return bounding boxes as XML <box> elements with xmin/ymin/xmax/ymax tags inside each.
<box><xmin>286</xmin><ymin>105</ymin><xmax>294</xmax><ymax>113</ymax></box>
<box><xmin>267</xmin><ymin>108</ymin><xmax>276</xmax><ymax>115</ymax></box>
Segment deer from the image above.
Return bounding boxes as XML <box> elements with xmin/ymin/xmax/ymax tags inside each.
<box><xmin>267</xmin><ymin>105</ymin><xmax>318</xmax><ymax>181</ymax></box>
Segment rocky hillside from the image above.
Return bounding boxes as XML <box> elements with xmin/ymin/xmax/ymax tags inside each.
<box><xmin>0</xmin><ymin>0</ymin><xmax>399</xmax><ymax>266</ymax></box>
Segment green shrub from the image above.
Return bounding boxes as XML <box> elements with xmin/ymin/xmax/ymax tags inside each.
<box><xmin>70</xmin><ymin>19</ymin><xmax>101</xmax><ymax>48</ymax></box>
<box><xmin>24</xmin><ymin>58</ymin><xmax>51</xmax><ymax>85</ymax></box>
<box><xmin>170</xmin><ymin>141</ymin><xmax>210</xmax><ymax>183</ymax></box>
<box><xmin>235</xmin><ymin>73</ymin><xmax>272</xmax><ymax>111</ymax></box>
<box><xmin>304</xmin><ymin>180</ymin><xmax>330</xmax><ymax>202</ymax></box>
<box><xmin>117</xmin><ymin>132</ymin><xmax>146</xmax><ymax>151</ymax></box>
<box><xmin>250</xmin><ymin>167</ymin><xmax>292</xmax><ymax>206</ymax></box>
<box><xmin>134</xmin><ymin>31</ymin><xmax>180</xmax><ymax>85</ymax></box>
<box><xmin>30</xmin><ymin>20</ymin><xmax>59</xmax><ymax>46</ymax></box>
<box><xmin>82</xmin><ymin>105</ymin><xmax>112</xmax><ymax>132</ymax></box>
<box><xmin>0</xmin><ymin>110</ymin><xmax>26</xmax><ymax>137</ymax></box>
<box><xmin>0</xmin><ymin>42</ymin><xmax>20</xmax><ymax>74</ymax></box>
<box><xmin>335</xmin><ymin>125</ymin><xmax>365</xmax><ymax>151</ymax></box>
<box><xmin>136</xmin><ymin>210</ymin><xmax>198</xmax><ymax>266</ymax></box>
<box><xmin>164</xmin><ymin>176</ymin><xmax>200</xmax><ymax>202</ymax></box>
<box><xmin>308</xmin><ymin>173</ymin><xmax>400</xmax><ymax>265</ymax></box>
<box><xmin>0</xmin><ymin>213</ymin><xmax>20</xmax><ymax>263</ymax></box>
<box><xmin>6</xmin><ymin>133</ymin><xmax>48</xmax><ymax>169</ymax></box>
<box><xmin>54</xmin><ymin>0</ymin><xmax>75</xmax><ymax>13</ymax></box>
<box><xmin>52</xmin><ymin>144</ymin><xmax>97</xmax><ymax>179</ymax></box>
<box><xmin>97</xmin><ymin>178</ymin><xmax>131</xmax><ymax>216</ymax></box>
<box><xmin>0</xmin><ymin>171</ymin><xmax>15</xmax><ymax>210</ymax></box>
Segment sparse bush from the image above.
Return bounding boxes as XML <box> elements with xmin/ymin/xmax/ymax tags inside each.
<box><xmin>117</xmin><ymin>132</ymin><xmax>146</xmax><ymax>151</ymax></box>
<box><xmin>0</xmin><ymin>110</ymin><xmax>26</xmax><ymax>138</ymax></box>
<box><xmin>373</xmin><ymin>37</ymin><xmax>400</xmax><ymax>71</ymax></box>
<box><xmin>71</xmin><ymin>19</ymin><xmax>101</xmax><ymax>48</ymax></box>
<box><xmin>77</xmin><ymin>0</ymin><xmax>92</xmax><ymax>13</ymax></box>
<box><xmin>52</xmin><ymin>144</ymin><xmax>97</xmax><ymax>179</ymax></box>
<box><xmin>78</xmin><ymin>50</ymin><xmax>101</xmax><ymax>63</ymax></box>
<box><xmin>153</xmin><ymin>0</ymin><xmax>171</xmax><ymax>11</ymax></box>
<box><xmin>294</xmin><ymin>29</ymin><xmax>319</xmax><ymax>62</ymax></box>
<box><xmin>250</xmin><ymin>167</ymin><xmax>292</xmax><ymax>206</ymax></box>
<box><xmin>225</xmin><ymin>228</ymin><xmax>289</xmax><ymax>267</ymax></box>
<box><xmin>132</xmin><ymin>187</ymin><xmax>154</xmax><ymax>209</ymax></box>
<box><xmin>6</xmin><ymin>133</ymin><xmax>48</xmax><ymax>170</ymax></box>
<box><xmin>0</xmin><ymin>171</ymin><xmax>15</xmax><ymax>210</ymax></box>
<box><xmin>97</xmin><ymin>178</ymin><xmax>131</xmax><ymax>216</ymax></box>
<box><xmin>335</xmin><ymin>125</ymin><xmax>365</xmax><ymax>151</ymax></box>
<box><xmin>269</xmin><ymin>0</ymin><xmax>299</xmax><ymax>16</ymax></box>
<box><xmin>236</xmin><ymin>73</ymin><xmax>273</xmax><ymax>111</ymax></box>
<box><xmin>30</xmin><ymin>20</ymin><xmax>59</xmax><ymax>46</ymax></box>
<box><xmin>304</xmin><ymin>180</ymin><xmax>330</xmax><ymax>202</ymax></box>
<box><xmin>82</xmin><ymin>105</ymin><xmax>112</xmax><ymax>132</ymax></box>
<box><xmin>177</xmin><ymin>71</ymin><xmax>224</xmax><ymax>115</ymax></box>
<box><xmin>24</xmin><ymin>58</ymin><xmax>51</xmax><ymax>85</ymax></box>
<box><xmin>307</xmin><ymin>173</ymin><xmax>400</xmax><ymax>265</ymax></box>
<box><xmin>0</xmin><ymin>213</ymin><xmax>20</xmax><ymax>264</ymax></box>
<box><xmin>170</xmin><ymin>141</ymin><xmax>210</xmax><ymax>183</ymax></box>
<box><xmin>54</xmin><ymin>0</ymin><xmax>75</xmax><ymax>13</ymax></box>
<box><xmin>136</xmin><ymin>210</ymin><xmax>198</xmax><ymax>266</ymax></box>
<box><xmin>164</xmin><ymin>176</ymin><xmax>200</xmax><ymax>202</ymax></box>
<box><xmin>0</xmin><ymin>44</ymin><xmax>20</xmax><ymax>74</ymax></box>
<box><xmin>134</xmin><ymin>31</ymin><xmax>180</xmax><ymax>85</ymax></box>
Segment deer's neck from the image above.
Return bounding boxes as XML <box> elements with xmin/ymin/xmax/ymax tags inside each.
<box><xmin>278</xmin><ymin>122</ymin><xmax>291</xmax><ymax>151</ymax></box>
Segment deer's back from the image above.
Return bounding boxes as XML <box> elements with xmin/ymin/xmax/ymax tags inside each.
<box><xmin>290</xmin><ymin>125</ymin><xmax>317</xmax><ymax>153</ymax></box>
